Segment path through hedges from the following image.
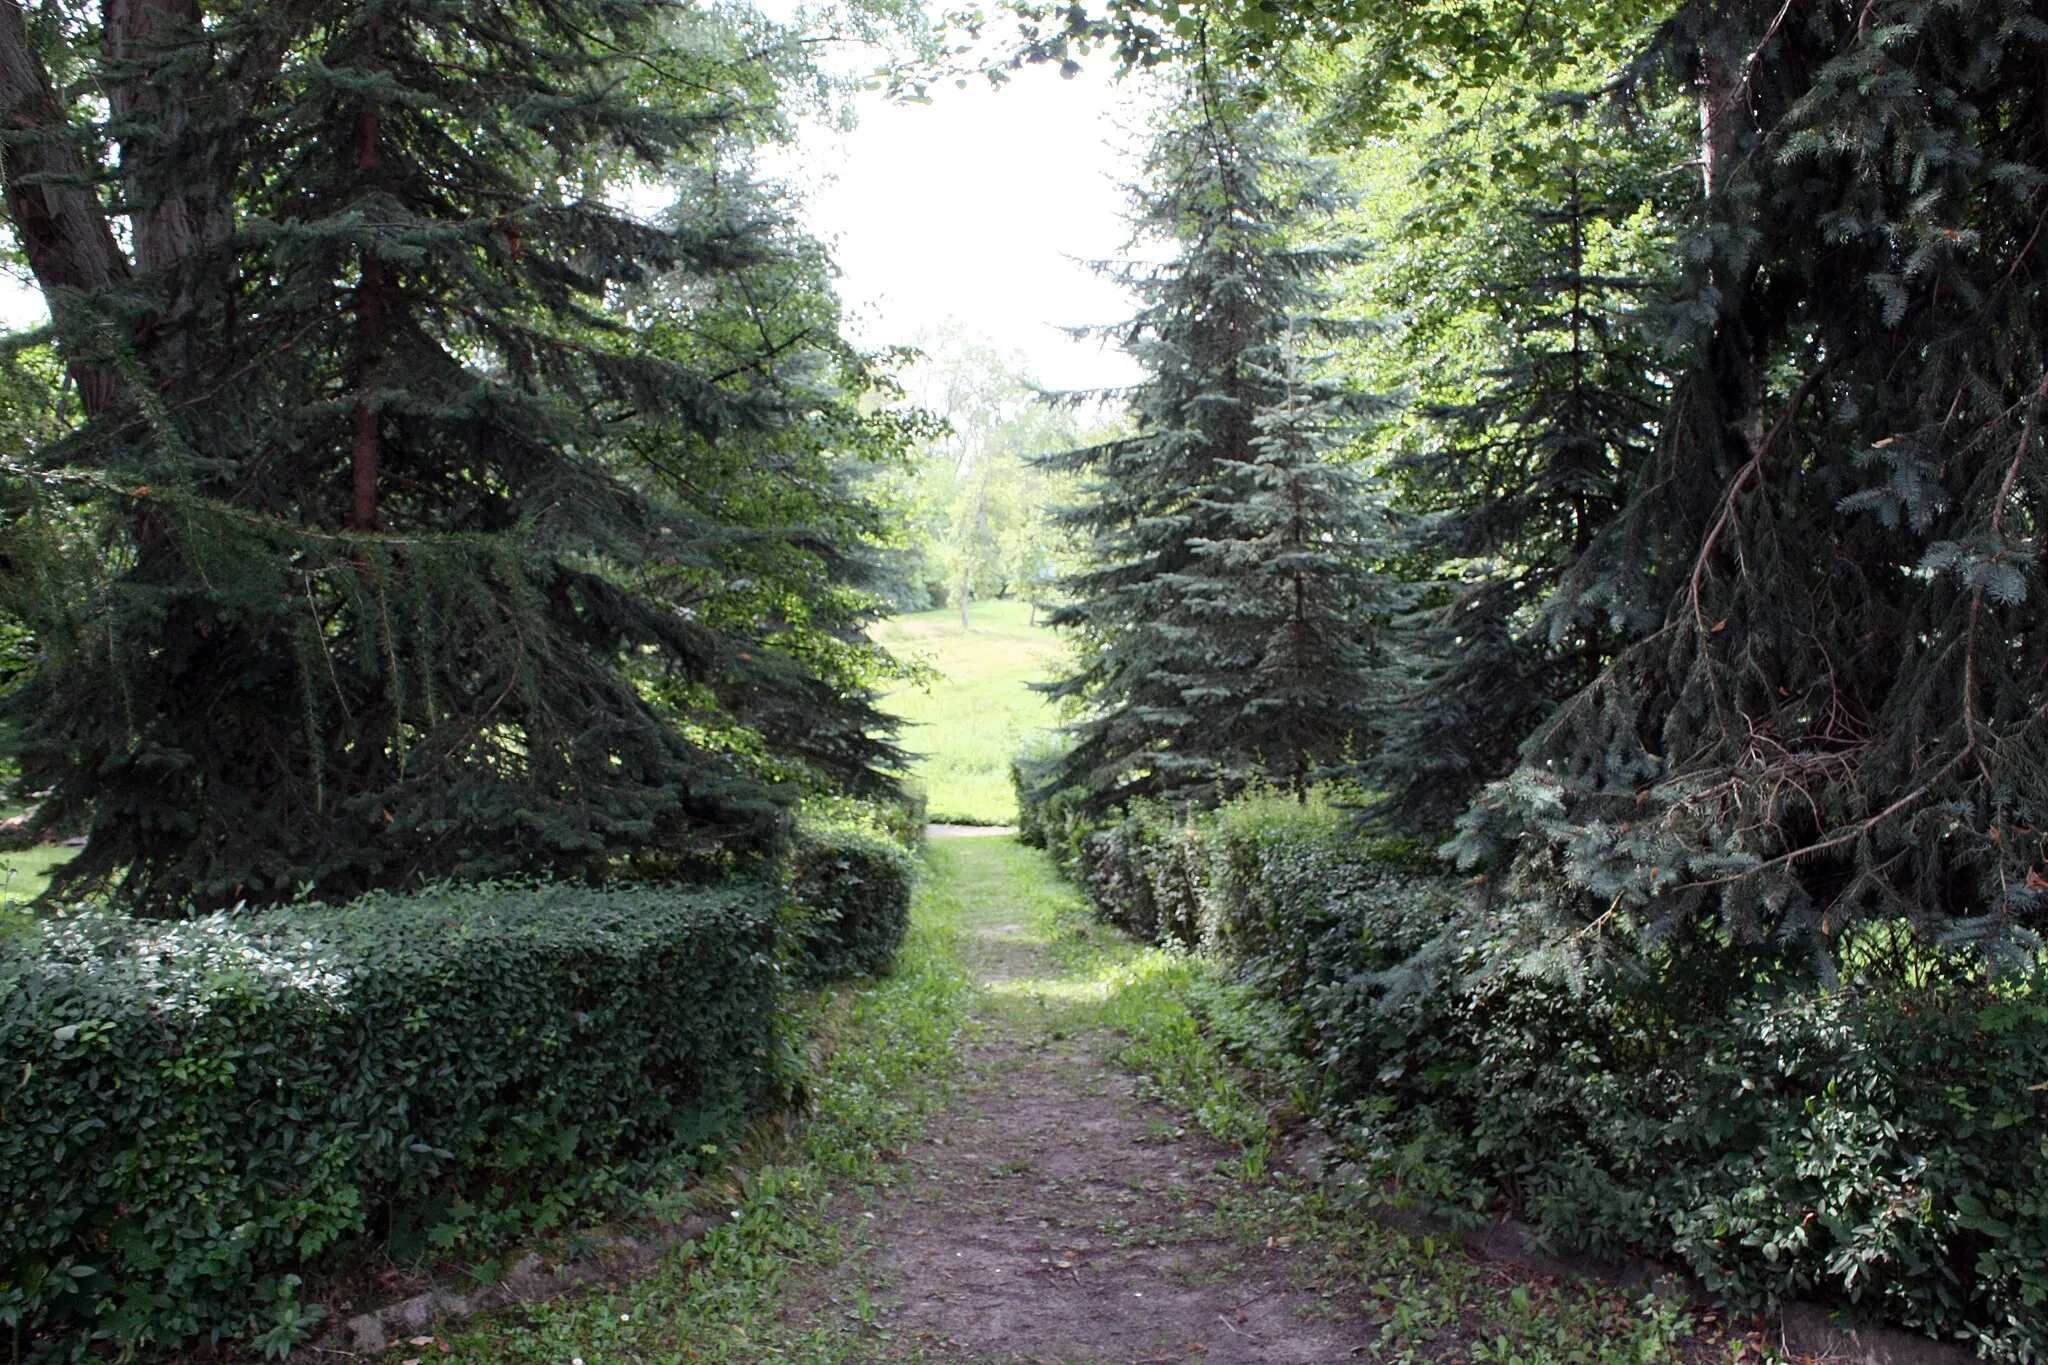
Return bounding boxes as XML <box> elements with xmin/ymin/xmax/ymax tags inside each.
<box><xmin>820</xmin><ymin>831</ymin><xmax>1376</xmax><ymax>1362</ymax></box>
<box><xmin>455</xmin><ymin>834</ymin><xmax>1727</xmax><ymax>1365</ymax></box>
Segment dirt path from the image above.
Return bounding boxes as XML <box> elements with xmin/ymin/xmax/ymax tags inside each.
<box><xmin>808</xmin><ymin>833</ymin><xmax>1376</xmax><ymax>1365</ymax></box>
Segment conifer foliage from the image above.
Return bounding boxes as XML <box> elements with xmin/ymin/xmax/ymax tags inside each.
<box><xmin>1452</xmin><ymin>0</ymin><xmax>2048</xmax><ymax>964</ymax></box>
<box><xmin>1036</xmin><ymin>82</ymin><xmax>1390</xmax><ymax>814</ymax></box>
<box><xmin>0</xmin><ymin>0</ymin><xmax>911</xmax><ymax>909</ymax></box>
<box><xmin>1368</xmin><ymin>100</ymin><xmax>1683</xmax><ymax>833</ymax></box>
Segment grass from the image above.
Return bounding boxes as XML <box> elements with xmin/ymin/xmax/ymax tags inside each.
<box><xmin>1</xmin><ymin>843</ymin><xmax>75</xmax><ymax>937</ymax></box>
<box><xmin>869</xmin><ymin>598</ymin><xmax>1066</xmax><ymax>825</ymax></box>
<box><xmin>1</xmin><ymin>843</ymin><xmax>74</xmax><ymax>902</ymax></box>
<box><xmin>384</xmin><ymin>838</ymin><xmax>1745</xmax><ymax>1365</ymax></box>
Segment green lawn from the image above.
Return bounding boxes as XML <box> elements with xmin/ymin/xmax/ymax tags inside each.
<box><xmin>871</xmin><ymin>598</ymin><xmax>1067</xmax><ymax>825</ymax></box>
<box><xmin>0</xmin><ymin>844</ymin><xmax>76</xmax><ymax>936</ymax></box>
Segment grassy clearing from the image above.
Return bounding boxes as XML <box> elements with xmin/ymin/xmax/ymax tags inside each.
<box><xmin>869</xmin><ymin>599</ymin><xmax>1064</xmax><ymax>825</ymax></box>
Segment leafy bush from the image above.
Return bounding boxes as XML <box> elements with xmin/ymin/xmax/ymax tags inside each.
<box><xmin>801</xmin><ymin>790</ymin><xmax>927</xmax><ymax>857</ymax></box>
<box><xmin>1040</xmin><ymin>784</ymin><xmax>2048</xmax><ymax>1359</ymax></box>
<box><xmin>1011</xmin><ymin>744</ymin><xmax>1095</xmax><ymax>872</ymax></box>
<box><xmin>785</xmin><ymin>822</ymin><xmax>916</xmax><ymax>982</ymax></box>
<box><xmin>1</xmin><ymin>882</ymin><xmax>786</xmax><ymax>1359</ymax></box>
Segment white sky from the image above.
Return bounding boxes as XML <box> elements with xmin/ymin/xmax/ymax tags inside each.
<box><xmin>0</xmin><ymin>48</ymin><xmax>1155</xmax><ymax>391</ymax></box>
<box><xmin>782</xmin><ymin>65</ymin><xmax>1151</xmax><ymax>391</ymax></box>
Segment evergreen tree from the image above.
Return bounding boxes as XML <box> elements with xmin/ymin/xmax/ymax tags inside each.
<box><xmin>1447</xmin><ymin>0</ymin><xmax>2048</xmax><ymax>969</ymax></box>
<box><xmin>1034</xmin><ymin>80</ymin><xmax>1387</xmax><ymax>814</ymax></box>
<box><xmin>1361</xmin><ymin>96</ymin><xmax>1685</xmax><ymax>833</ymax></box>
<box><xmin>0</xmin><ymin>0</ymin><xmax>914</xmax><ymax>909</ymax></box>
<box><xmin>1179</xmin><ymin>332</ymin><xmax>1394</xmax><ymax>797</ymax></box>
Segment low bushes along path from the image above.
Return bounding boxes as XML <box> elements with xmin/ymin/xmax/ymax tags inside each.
<box><xmin>453</xmin><ymin>836</ymin><xmax>1738</xmax><ymax>1365</ymax></box>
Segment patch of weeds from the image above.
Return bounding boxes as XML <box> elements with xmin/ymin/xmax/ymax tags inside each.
<box><xmin>447</xmin><ymin>871</ymin><xmax>976</xmax><ymax>1365</ymax></box>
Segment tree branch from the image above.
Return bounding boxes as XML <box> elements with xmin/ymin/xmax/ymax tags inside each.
<box><xmin>0</xmin><ymin>0</ymin><xmax>130</xmax><ymax>415</ymax></box>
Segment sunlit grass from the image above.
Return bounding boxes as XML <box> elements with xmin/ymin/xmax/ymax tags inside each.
<box><xmin>870</xmin><ymin>598</ymin><xmax>1066</xmax><ymax>825</ymax></box>
<box><xmin>1</xmin><ymin>844</ymin><xmax>74</xmax><ymax>904</ymax></box>
<box><xmin>1</xmin><ymin>844</ymin><xmax>75</xmax><ymax>937</ymax></box>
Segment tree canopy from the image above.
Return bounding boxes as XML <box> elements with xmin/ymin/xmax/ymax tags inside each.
<box><xmin>0</xmin><ymin>0</ymin><xmax>926</xmax><ymax>909</ymax></box>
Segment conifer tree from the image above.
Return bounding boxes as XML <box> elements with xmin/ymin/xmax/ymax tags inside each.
<box><xmin>1179</xmin><ymin>334</ymin><xmax>1393</xmax><ymax>797</ymax></box>
<box><xmin>0</xmin><ymin>0</ymin><xmax>914</xmax><ymax>909</ymax></box>
<box><xmin>1034</xmin><ymin>78</ymin><xmax>1387</xmax><ymax>814</ymax></box>
<box><xmin>1447</xmin><ymin>0</ymin><xmax>2048</xmax><ymax>967</ymax></box>
<box><xmin>1365</xmin><ymin>99</ymin><xmax>1683</xmax><ymax>833</ymax></box>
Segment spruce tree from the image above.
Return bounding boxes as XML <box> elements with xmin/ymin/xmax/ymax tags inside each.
<box><xmin>1446</xmin><ymin>0</ymin><xmax>2048</xmax><ymax>967</ymax></box>
<box><xmin>0</xmin><ymin>0</ymin><xmax>911</xmax><ymax>909</ymax></box>
<box><xmin>1364</xmin><ymin>97</ymin><xmax>1683</xmax><ymax>833</ymax></box>
<box><xmin>1034</xmin><ymin>80</ymin><xmax>1387</xmax><ymax>814</ymax></box>
<box><xmin>1179</xmin><ymin>333</ymin><xmax>1394</xmax><ymax>797</ymax></box>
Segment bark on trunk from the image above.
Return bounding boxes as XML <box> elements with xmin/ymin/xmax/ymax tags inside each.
<box><xmin>0</xmin><ymin>0</ymin><xmax>131</xmax><ymax>416</ymax></box>
<box><xmin>351</xmin><ymin>92</ymin><xmax>382</xmax><ymax>532</ymax></box>
<box><xmin>102</xmin><ymin>0</ymin><xmax>215</xmax><ymax>274</ymax></box>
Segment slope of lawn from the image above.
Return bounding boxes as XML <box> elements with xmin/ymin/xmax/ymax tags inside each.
<box><xmin>871</xmin><ymin>598</ymin><xmax>1066</xmax><ymax>824</ymax></box>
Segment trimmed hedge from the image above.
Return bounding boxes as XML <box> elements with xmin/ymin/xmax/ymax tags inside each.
<box><xmin>1</xmin><ymin>882</ymin><xmax>786</xmax><ymax>1358</ymax></box>
<box><xmin>785</xmin><ymin>822</ymin><xmax>916</xmax><ymax>982</ymax></box>
<box><xmin>1034</xmin><ymin>787</ymin><xmax>2048</xmax><ymax>1360</ymax></box>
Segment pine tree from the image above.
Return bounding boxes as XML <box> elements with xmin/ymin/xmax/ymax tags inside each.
<box><xmin>1448</xmin><ymin>0</ymin><xmax>2048</xmax><ymax>969</ymax></box>
<box><xmin>0</xmin><ymin>0</ymin><xmax>911</xmax><ymax>910</ymax></box>
<box><xmin>1033</xmin><ymin>79</ymin><xmax>1388</xmax><ymax>814</ymax></box>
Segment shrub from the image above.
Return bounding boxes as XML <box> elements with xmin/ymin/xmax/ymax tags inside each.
<box><xmin>1052</xmin><ymin>786</ymin><xmax>2048</xmax><ymax>1360</ymax></box>
<box><xmin>1011</xmin><ymin>743</ymin><xmax>1092</xmax><ymax>869</ymax></box>
<box><xmin>785</xmin><ymin>822</ymin><xmax>916</xmax><ymax>982</ymax></box>
<box><xmin>0</xmin><ymin>881</ymin><xmax>786</xmax><ymax>1359</ymax></box>
<box><xmin>801</xmin><ymin>790</ymin><xmax>927</xmax><ymax>857</ymax></box>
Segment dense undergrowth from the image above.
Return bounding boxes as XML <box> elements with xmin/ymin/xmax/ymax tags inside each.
<box><xmin>1019</xmin><ymin>778</ymin><xmax>2048</xmax><ymax>1360</ymax></box>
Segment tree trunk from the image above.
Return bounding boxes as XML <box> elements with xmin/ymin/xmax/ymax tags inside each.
<box><xmin>351</xmin><ymin>86</ymin><xmax>382</xmax><ymax>531</ymax></box>
<box><xmin>1698</xmin><ymin>24</ymin><xmax>1766</xmax><ymax>456</ymax></box>
<box><xmin>959</xmin><ymin>582</ymin><xmax>970</xmax><ymax>630</ymax></box>
<box><xmin>0</xmin><ymin>0</ymin><xmax>130</xmax><ymax>416</ymax></box>
<box><xmin>102</xmin><ymin>0</ymin><xmax>214</xmax><ymax>274</ymax></box>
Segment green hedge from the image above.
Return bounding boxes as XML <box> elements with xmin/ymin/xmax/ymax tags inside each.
<box><xmin>1033</xmin><ymin>786</ymin><xmax>2048</xmax><ymax>1360</ymax></box>
<box><xmin>1</xmin><ymin>882</ymin><xmax>786</xmax><ymax>1359</ymax></box>
<box><xmin>785</xmin><ymin>822</ymin><xmax>916</xmax><ymax>982</ymax></box>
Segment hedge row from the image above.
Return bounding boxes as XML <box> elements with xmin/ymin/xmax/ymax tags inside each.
<box><xmin>785</xmin><ymin>820</ymin><xmax>917</xmax><ymax>982</ymax></box>
<box><xmin>1022</xmin><ymin>783</ymin><xmax>2048</xmax><ymax>1360</ymax></box>
<box><xmin>1</xmin><ymin>881</ymin><xmax>788</xmax><ymax>1359</ymax></box>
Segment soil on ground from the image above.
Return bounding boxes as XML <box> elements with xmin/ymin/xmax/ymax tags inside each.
<box><xmin>796</xmin><ymin>832</ymin><xmax>1376</xmax><ymax>1365</ymax></box>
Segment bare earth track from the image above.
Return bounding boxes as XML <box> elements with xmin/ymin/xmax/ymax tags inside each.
<box><xmin>780</xmin><ymin>831</ymin><xmax>1388</xmax><ymax>1364</ymax></box>
<box><xmin>845</xmin><ymin>872</ymin><xmax>1370</xmax><ymax>1363</ymax></box>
